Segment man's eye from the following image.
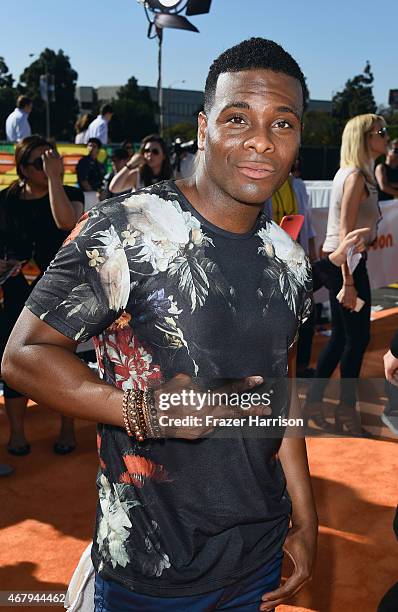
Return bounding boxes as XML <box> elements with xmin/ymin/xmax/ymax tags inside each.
<box><xmin>273</xmin><ymin>120</ymin><xmax>292</xmax><ymax>129</ymax></box>
<box><xmin>228</xmin><ymin>116</ymin><xmax>246</xmax><ymax>125</ymax></box>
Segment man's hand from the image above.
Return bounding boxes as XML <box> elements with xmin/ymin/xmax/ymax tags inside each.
<box><xmin>384</xmin><ymin>349</ymin><xmax>398</xmax><ymax>386</ymax></box>
<box><xmin>260</xmin><ymin>523</ymin><xmax>316</xmax><ymax>611</ymax></box>
<box><xmin>154</xmin><ymin>373</ymin><xmax>267</xmax><ymax>439</ymax></box>
<box><xmin>42</xmin><ymin>149</ymin><xmax>64</xmax><ymax>181</ymax></box>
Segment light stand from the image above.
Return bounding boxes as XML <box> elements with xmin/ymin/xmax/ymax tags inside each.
<box><xmin>138</xmin><ymin>0</ymin><xmax>212</xmax><ymax>135</ymax></box>
<box><xmin>157</xmin><ymin>27</ymin><xmax>163</xmax><ymax>133</ymax></box>
<box><xmin>30</xmin><ymin>53</ymin><xmax>55</xmax><ymax>139</ymax></box>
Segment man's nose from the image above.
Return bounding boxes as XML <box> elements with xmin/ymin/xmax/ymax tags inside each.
<box><xmin>243</xmin><ymin>130</ymin><xmax>275</xmax><ymax>154</ymax></box>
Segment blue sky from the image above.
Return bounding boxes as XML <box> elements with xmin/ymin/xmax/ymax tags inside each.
<box><xmin>4</xmin><ymin>0</ymin><xmax>397</xmax><ymax>105</ymax></box>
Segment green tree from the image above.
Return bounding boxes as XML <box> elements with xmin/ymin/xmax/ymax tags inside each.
<box><xmin>0</xmin><ymin>57</ymin><xmax>16</xmax><ymax>139</ymax></box>
<box><xmin>378</xmin><ymin>105</ymin><xmax>398</xmax><ymax>140</ymax></box>
<box><xmin>0</xmin><ymin>57</ymin><xmax>14</xmax><ymax>88</ymax></box>
<box><xmin>18</xmin><ymin>48</ymin><xmax>79</xmax><ymax>141</ymax></box>
<box><xmin>332</xmin><ymin>61</ymin><xmax>377</xmax><ymax>124</ymax></box>
<box><xmin>109</xmin><ymin>77</ymin><xmax>158</xmax><ymax>142</ymax></box>
<box><xmin>302</xmin><ymin>111</ymin><xmax>341</xmax><ymax>146</ymax></box>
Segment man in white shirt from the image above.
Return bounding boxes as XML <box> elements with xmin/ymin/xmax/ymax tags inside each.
<box><xmin>171</xmin><ymin>138</ymin><xmax>196</xmax><ymax>179</ymax></box>
<box><xmin>5</xmin><ymin>96</ymin><xmax>33</xmax><ymax>142</ymax></box>
<box><xmin>86</xmin><ymin>104</ymin><xmax>113</xmax><ymax>145</ymax></box>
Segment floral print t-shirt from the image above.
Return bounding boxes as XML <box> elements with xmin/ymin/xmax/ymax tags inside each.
<box><xmin>26</xmin><ymin>180</ymin><xmax>312</xmax><ymax>596</ymax></box>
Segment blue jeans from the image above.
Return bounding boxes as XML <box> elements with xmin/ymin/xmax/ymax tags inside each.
<box><xmin>94</xmin><ymin>553</ymin><xmax>282</xmax><ymax>611</ymax></box>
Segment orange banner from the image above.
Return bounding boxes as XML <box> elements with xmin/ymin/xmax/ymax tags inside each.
<box><xmin>0</xmin><ymin>142</ymin><xmax>111</xmax><ymax>187</ymax></box>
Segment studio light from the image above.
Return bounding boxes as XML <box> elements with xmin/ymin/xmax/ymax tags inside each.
<box><xmin>186</xmin><ymin>0</ymin><xmax>212</xmax><ymax>16</ymax></box>
<box><xmin>154</xmin><ymin>13</ymin><xmax>199</xmax><ymax>32</ymax></box>
<box><xmin>138</xmin><ymin>0</ymin><xmax>212</xmax><ymax>133</ymax></box>
<box><xmin>145</xmin><ymin>0</ymin><xmax>212</xmax><ymax>16</ymax></box>
<box><xmin>158</xmin><ymin>0</ymin><xmax>182</xmax><ymax>7</ymax></box>
<box><xmin>146</xmin><ymin>0</ymin><xmax>183</xmax><ymax>11</ymax></box>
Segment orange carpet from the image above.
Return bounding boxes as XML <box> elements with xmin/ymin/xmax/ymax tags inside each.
<box><xmin>1</xmin><ymin>311</ymin><xmax>398</xmax><ymax>612</ymax></box>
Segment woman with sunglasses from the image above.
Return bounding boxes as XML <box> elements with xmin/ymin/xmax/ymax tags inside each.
<box><xmin>375</xmin><ymin>138</ymin><xmax>398</xmax><ymax>200</ymax></box>
<box><xmin>304</xmin><ymin>114</ymin><xmax>388</xmax><ymax>436</ymax></box>
<box><xmin>0</xmin><ymin>135</ymin><xmax>84</xmax><ymax>455</ymax></box>
<box><xmin>109</xmin><ymin>133</ymin><xmax>173</xmax><ymax>194</ymax></box>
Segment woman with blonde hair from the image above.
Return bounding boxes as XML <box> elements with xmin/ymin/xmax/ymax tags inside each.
<box><xmin>305</xmin><ymin>113</ymin><xmax>388</xmax><ymax>436</ymax></box>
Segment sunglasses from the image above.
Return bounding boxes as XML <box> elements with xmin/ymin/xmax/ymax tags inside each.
<box><xmin>368</xmin><ymin>126</ymin><xmax>388</xmax><ymax>138</ymax></box>
<box><xmin>25</xmin><ymin>157</ymin><xmax>44</xmax><ymax>171</ymax></box>
<box><xmin>144</xmin><ymin>147</ymin><xmax>160</xmax><ymax>155</ymax></box>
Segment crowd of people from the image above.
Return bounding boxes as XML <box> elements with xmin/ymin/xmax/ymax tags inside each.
<box><xmin>261</xmin><ymin>120</ymin><xmax>398</xmax><ymax>437</ymax></box>
<box><xmin>304</xmin><ymin>114</ymin><xmax>389</xmax><ymax>436</ymax></box>
<box><xmin>1</xmin><ymin>36</ymin><xmax>397</xmax><ymax>612</ymax></box>
<box><xmin>0</xmin><ymin>127</ymin><xmax>195</xmax><ymax>457</ymax></box>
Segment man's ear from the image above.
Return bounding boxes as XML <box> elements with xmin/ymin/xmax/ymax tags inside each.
<box><xmin>197</xmin><ymin>112</ymin><xmax>208</xmax><ymax>151</ymax></box>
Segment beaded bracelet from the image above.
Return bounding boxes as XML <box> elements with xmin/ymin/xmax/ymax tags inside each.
<box><xmin>128</xmin><ymin>390</ymin><xmax>147</xmax><ymax>442</ymax></box>
<box><xmin>122</xmin><ymin>390</ymin><xmax>134</xmax><ymax>437</ymax></box>
<box><xmin>122</xmin><ymin>388</ymin><xmax>161</xmax><ymax>440</ymax></box>
<box><xmin>122</xmin><ymin>390</ymin><xmax>147</xmax><ymax>442</ymax></box>
<box><xmin>142</xmin><ymin>390</ymin><xmax>154</xmax><ymax>439</ymax></box>
<box><xmin>135</xmin><ymin>391</ymin><xmax>147</xmax><ymax>441</ymax></box>
<box><xmin>145</xmin><ymin>389</ymin><xmax>162</xmax><ymax>438</ymax></box>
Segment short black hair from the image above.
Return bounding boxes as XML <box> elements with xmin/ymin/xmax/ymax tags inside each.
<box><xmin>101</xmin><ymin>104</ymin><xmax>113</xmax><ymax>116</ymax></box>
<box><xmin>122</xmin><ymin>139</ymin><xmax>134</xmax><ymax>149</ymax></box>
<box><xmin>17</xmin><ymin>95</ymin><xmax>32</xmax><ymax>109</ymax></box>
<box><xmin>88</xmin><ymin>137</ymin><xmax>102</xmax><ymax>148</ymax></box>
<box><xmin>111</xmin><ymin>147</ymin><xmax>129</xmax><ymax>161</ymax></box>
<box><xmin>204</xmin><ymin>38</ymin><xmax>309</xmax><ymax>115</ymax></box>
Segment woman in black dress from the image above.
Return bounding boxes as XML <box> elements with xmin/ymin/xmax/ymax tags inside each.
<box><xmin>0</xmin><ymin>135</ymin><xmax>84</xmax><ymax>455</ymax></box>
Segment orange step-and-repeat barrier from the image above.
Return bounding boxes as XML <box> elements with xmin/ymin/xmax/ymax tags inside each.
<box><xmin>0</xmin><ymin>142</ymin><xmax>112</xmax><ymax>188</ymax></box>
<box><xmin>0</xmin><ymin>142</ymin><xmax>113</xmax><ymax>305</ymax></box>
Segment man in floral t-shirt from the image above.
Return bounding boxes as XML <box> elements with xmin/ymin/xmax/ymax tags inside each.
<box><xmin>3</xmin><ymin>38</ymin><xmax>317</xmax><ymax>612</ymax></box>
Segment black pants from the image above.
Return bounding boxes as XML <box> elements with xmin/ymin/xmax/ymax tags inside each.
<box><xmin>297</xmin><ymin>306</ymin><xmax>315</xmax><ymax>371</ymax></box>
<box><xmin>297</xmin><ymin>257</ymin><xmax>341</xmax><ymax>372</ymax></box>
<box><xmin>0</xmin><ymin>273</ymin><xmax>32</xmax><ymax>399</ymax></box>
<box><xmin>308</xmin><ymin>257</ymin><xmax>371</xmax><ymax>408</ymax></box>
<box><xmin>296</xmin><ymin>259</ymin><xmax>331</xmax><ymax>372</ymax></box>
<box><xmin>378</xmin><ymin>582</ymin><xmax>398</xmax><ymax>612</ymax></box>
